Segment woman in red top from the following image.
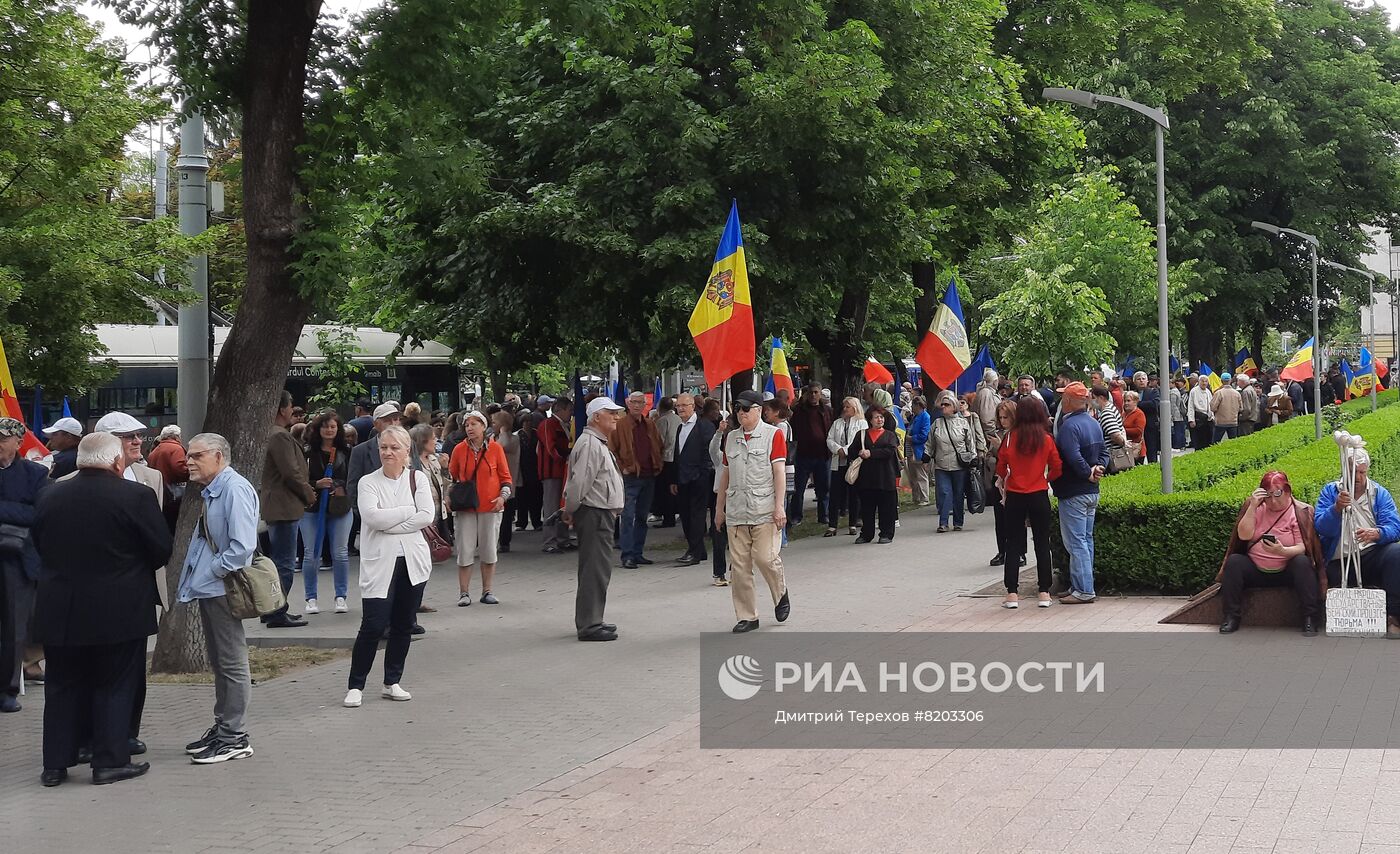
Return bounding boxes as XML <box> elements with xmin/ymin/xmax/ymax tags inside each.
<box><xmin>994</xmin><ymin>396</ymin><xmax>1063</xmax><ymax>609</ymax></box>
<box><xmin>448</xmin><ymin>412</ymin><xmax>513</xmax><ymax>607</ymax></box>
<box><xmin>1122</xmin><ymin>391</ymin><xmax>1147</xmax><ymax>462</ymax></box>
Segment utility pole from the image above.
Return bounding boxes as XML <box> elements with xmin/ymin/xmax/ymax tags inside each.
<box><xmin>176</xmin><ymin>114</ymin><xmax>209</xmax><ymax>436</ymax></box>
<box><xmin>153</xmin><ymin>150</ymin><xmax>168</xmax><ymax>324</ymax></box>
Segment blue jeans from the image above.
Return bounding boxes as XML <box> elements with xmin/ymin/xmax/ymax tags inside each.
<box><xmin>934</xmin><ymin>468</ymin><xmax>966</xmax><ymax>527</ymax></box>
<box><xmin>1058</xmin><ymin>492</ymin><xmax>1100</xmax><ymax>599</ymax></box>
<box><xmin>1171</xmin><ymin>421</ymin><xmax>1185</xmax><ymax>450</ymax></box>
<box><xmin>789</xmin><ymin>457</ymin><xmax>831</xmax><ymax>524</ymax></box>
<box><xmin>1213</xmin><ymin>424</ymin><xmax>1238</xmax><ymax>443</ymax></box>
<box><xmin>265</xmin><ymin>519</ymin><xmax>300</xmax><ymax>616</ymax></box>
<box><xmin>620</xmin><ymin>476</ymin><xmax>656</xmax><ymax>561</ymax></box>
<box><xmin>298</xmin><ymin>510</ymin><xmax>351</xmax><ymax>600</ymax></box>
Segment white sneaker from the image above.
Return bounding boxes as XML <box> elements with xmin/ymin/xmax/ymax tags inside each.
<box><xmin>343</xmin><ymin>688</ymin><xmax>362</xmax><ymax>708</ymax></box>
<box><xmin>334</xmin><ymin>597</ymin><xmax>348</xmax><ymax>614</ymax></box>
<box><xmin>382</xmin><ymin>684</ymin><xmax>412</xmax><ymax>702</ymax></box>
<box><xmin>457</xmin><ymin>591</ymin><xmax>471</xmax><ymax>607</ymax></box>
<box><xmin>305</xmin><ymin>598</ymin><xmax>319</xmax><ymax>615</ymax></box>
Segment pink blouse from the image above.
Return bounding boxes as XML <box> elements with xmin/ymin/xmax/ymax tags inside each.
<box><xmin>1247</xmin><ymin>502</ymin><xmax>1300</xmax><ymax>571</ymax></box>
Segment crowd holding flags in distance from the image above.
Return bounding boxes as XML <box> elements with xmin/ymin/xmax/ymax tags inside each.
<box><xmin>766</xmin><ymin>337</ymin><xmax>795</xmax><ymax>398</ymax></box>
<box><xmin>688</xmin><ymin>201</ymin><xmax>755</xmax><ymax>388</ymax></box>
<box><xmin>1280</xmin><ymin>337</ymin><xmax>1315</xmax><ymax>382</ymax></box>
<box><xmin>915</xmin><ymin>278</ymin><xmax>972</xmax><ymax>388</ymax></box>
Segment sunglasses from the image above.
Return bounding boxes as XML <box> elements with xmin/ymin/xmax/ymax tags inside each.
<box><xmin>735</xmin><ymin>403</ymin><xmax>758</xmax><ymax>412</ymax></box>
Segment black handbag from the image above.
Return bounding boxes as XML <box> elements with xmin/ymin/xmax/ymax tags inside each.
<box><xmin>449</xmin><ymin>440</ymin><xmax>488</xmax><ymax>511</ymax></box>
<box><xmin>965</xmin><ymin>463</ymin><xmax>986</xmax><ymax>514</ymax></box>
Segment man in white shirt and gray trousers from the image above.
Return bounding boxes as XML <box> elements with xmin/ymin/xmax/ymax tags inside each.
<box><xmin>564</xmin><ymin>398</ymin><xmax>626</xmax><ymax>642</ymax></box>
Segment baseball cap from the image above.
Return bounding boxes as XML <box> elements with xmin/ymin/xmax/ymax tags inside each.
<box><xmin>537</xmin><ymin>395</ymin><xmax>555</xmax><ymax>405</ymax></box>
<box><xmin>0</xmin><ymin>418</ymin><xmax>25</xmax><ymax>438</ymax></box>
<box><xmin>1062</xmin><ymin>382</ymin><xmax>1090</xmax><ymax>399</ymax></box>
<box><xmin>373</xmin><ymin>402</ymin><xmax>401</xmax><ymax>420</ymax></box>
<box><xmin>586</xmin><ymin>398</ymin><xmax>624</xmax><ymax>419</ymax></box>
<box><xmin>94</xmin><ymin>411</ymin><xmax>146</xmax><ymax>434</ymax></box>
<box><xmin>42</xmin><ymin>417</ymin><xmax>83</xmax><ymax>438</ymax></box>
<box><xmin>734</xmin><ymin>390</ymin><xmax>764</xmax><ymax>410</ymax></box>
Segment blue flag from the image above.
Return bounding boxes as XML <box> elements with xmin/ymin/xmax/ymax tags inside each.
<box><xmin>654</xmin><ymin>376</ymin><xmax>663</xmax><ymax>407</ymax></box>
<box><xmin>612</xmin><ymin>378</ymin><xmax>629</xmax><ymax>406</ymax></box>
<box><xmin>61</xmin><ymin>396</ymin><xmax>71</xmax><ymax>418</ymax></box>
<box><xmin>30</xmin><ymin>386</ymin><xmax>44</xmax><ymax>437</ymax></box>
<box><xmin>953</xmin><ymin>344</ymin><xmax>997</xmax><ymax>396</ymax></box>
<box><xmin>1169</xmin><ymin>355</ymin><xmax>1181</xmax><ymax>375</ymax></box>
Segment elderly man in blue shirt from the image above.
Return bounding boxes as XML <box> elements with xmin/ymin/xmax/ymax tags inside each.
<box><xmin>176</xmin><ymin>432</ymin><xmax>260</xmax><ymax>766</ymax></box>
<box><xmin>1314</xmin><ymin>449</ymin><xmax>1400</xmax><ymax>636</ymax></box>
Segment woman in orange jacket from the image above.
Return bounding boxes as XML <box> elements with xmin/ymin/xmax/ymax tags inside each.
<box><xmin>448</xmin><ymin>411</ymin><xmax>513</xmax><ymax>607</ymax></box>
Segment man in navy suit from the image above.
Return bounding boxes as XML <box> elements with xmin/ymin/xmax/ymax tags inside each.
<box><xmin>667</xmin><ymin>394</ymin><xmax>718</xmax><ymax>567</ymax></box>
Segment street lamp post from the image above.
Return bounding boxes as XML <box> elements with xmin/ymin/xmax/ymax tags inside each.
<box><xmin>1042</xmin><ymin>88</ymin><xmax>1173</xmax><ymax>493</ymax></box>
<box><xmin>1322</xmin><ymin>259</ymin><xmax>1384</xmax><ymax>411</ymax></box>
<box><xmin>1252</xmin><ymin>221</ymin><xmax>1322</xmax><ymax>438</ymax></box>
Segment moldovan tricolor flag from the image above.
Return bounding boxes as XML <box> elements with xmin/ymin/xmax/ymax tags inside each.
<box><xmin>688</xmin><ymin>201</ymin><xmax>755</xmax><ymax>388</ymax></box>
<box><xmin>915</xmin><ymin>278</ymin><xmax>972</xmax><ymax>388</ymax></box>
<box><xmin>765</xmin><ymin>336</ymin><xmax>794</xmax><ymax>398</ymax></box>
<box><xmin>863</xmin><ymin>357</ymin><xmax>894</xmax><ymax>385</ymax></box>
<box><xmin>1234</xmin><ymin>347</ymin><xmax>1259</xmax><ymax>377</ymax></box>
<box><xmin>1280</xmin><ymin>337</ymin><xmax>1314</xmax><ymax>382</ymax></box>
<box><xmin>0</xmin><ymin>334</ymin><xmax>49</xmax><ymax>460</ymax></box>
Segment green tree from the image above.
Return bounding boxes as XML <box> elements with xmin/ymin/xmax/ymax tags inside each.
<box><xmin>307</xmin><ymin>327</ymin><xmax>367</xmax><ymax>409</ymax></box>
<box><xmin>0</xmin><ymin>0</ymin><xmax>211</xmax><ymax>390</ymax></box>
<box><xmin>979</xmin><ymin>265</ymin><xmax>1117</xmax><ymax>376</ymax></box>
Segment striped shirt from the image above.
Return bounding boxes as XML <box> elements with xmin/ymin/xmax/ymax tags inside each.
<box><xmin>1097</xmin><ymin>403</ymin><xmax>1126</xmax><ymax>444</ymax></box>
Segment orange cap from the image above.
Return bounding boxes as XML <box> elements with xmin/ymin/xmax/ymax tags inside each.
<box><xmin>1062</xmin><ymin>381</ymin><xmax>1090</xmax><ymax>399</ymax></box>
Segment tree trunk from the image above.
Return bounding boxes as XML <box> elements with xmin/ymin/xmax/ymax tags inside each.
<box><xmin>808</xmin><ymin>284</ymin><xmax>871</xmax><ymax>398</ymax></box>
<box><xmin>152</xmin><ymin>0</ymin><xmax>322</xmax><ymax>674</ymax></box>
<box><xmin>1185</xmin><ymin>305</ymin><xmax>1216</xmax><ymax>373</ymax></box>
<box><xmin>489</xmin><ymin>367</ymin><xmax>507</xmax><ymax>402</ymax></box>
<box><xmin>1251</xmin><ymin>322</ymin><xmax>1266</xmax><ymax>374</ymax></box>
<box><xmin>912</xmin><ymin>261</ymin><xmax>938</xmax><ymax>398</ymax></box>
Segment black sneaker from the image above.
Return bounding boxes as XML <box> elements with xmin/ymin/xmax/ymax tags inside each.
<box><xmin>185</xmin><ymin>725</ymin><xmax>218</xmax><ymax>755</ymax></box>
<box><xmin>190</xmin><ymin>736</ymin><xmax>254</xmax><ymax>765</ymax></box>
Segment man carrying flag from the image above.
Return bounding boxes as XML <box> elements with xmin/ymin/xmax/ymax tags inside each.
<box><xmin>915</xmin><ymin>278</ymin><xmax>972</xmax><ymax>390</ymax></box>
<box><xmin>1198</xmin><ymin>362</ymin><xmax>1223</xmax><ymax>392</ymax></box>
<box><xmin>688</xmin><ymin>202</ymin><xmax>755</xmax><ymax>389</ymax></box>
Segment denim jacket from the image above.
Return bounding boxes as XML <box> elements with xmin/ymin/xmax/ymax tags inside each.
<box><xmin>176</xmin><ymin>466</ymin><xmax>260</xmax><ymax>602</ymax></box>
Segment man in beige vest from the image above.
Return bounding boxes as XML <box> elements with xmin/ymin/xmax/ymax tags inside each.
<box><xmin>714</xmin><ymin>390</ymin><xmax>791</xmax><ymax>633</ymax></box>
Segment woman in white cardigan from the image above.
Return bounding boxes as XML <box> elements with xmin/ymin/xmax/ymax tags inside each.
<box><xmin>345</xmin><ymin>426</ymin><xmax>434</xmax><ymax>708</ymax></box>
<box><xmin>824</xmin><ymin>397</ymin><xmax>868</xmax><ymax>537</ymax></box>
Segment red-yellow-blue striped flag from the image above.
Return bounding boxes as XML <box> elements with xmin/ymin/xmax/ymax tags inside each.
<box><xmin>688</xmin><ymin>202</ymin><xmax>755</xmax><ymax>388</ymax></box>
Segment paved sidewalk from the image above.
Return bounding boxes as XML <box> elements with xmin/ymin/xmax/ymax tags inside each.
<box><xmin>8</xmin><ymin>505</ymin><xmax>1369</xmax><ymax>854</ymax></box>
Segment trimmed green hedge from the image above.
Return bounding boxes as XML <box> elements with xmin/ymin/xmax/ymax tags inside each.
<box><xmin>1053</xmin><ymin>389</ymin><xmax>1400</xmax><ymax>594</ymax></box>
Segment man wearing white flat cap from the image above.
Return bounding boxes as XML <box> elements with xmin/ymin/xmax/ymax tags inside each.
<box><xmin>348</xmin><ymin>401</ymin><xmax>403</xmax><ymax>508</ymax></box>
<box><xmin>564</xmin><ymin>397</ymin><xmax>625</xmax><ymax>641</ymax></box>
<box><xmin>42</xmin><ymin>417</ymin><xmax>83</xmax><ymax>480</ymax></box>
<box><xmin>79</xmin><ymin>412</ymin><xmax>163</xmax><ymax>508</ymax></box>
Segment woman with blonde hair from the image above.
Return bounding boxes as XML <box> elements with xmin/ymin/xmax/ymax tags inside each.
<box><xmin>824</xmin><ymin>396</ymin><xmax>867</xmax><ymax>536</ymax></box>
<box><xmin>346</xmin><ymin>426</ymin><xmax>433</xmax><ymax>707</ymax></box>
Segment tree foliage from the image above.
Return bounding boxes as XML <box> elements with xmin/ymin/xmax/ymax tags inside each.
<box><xmin>0</xmin><ymin>0</ymin><xmax>213</xmax><ymax>389</ymax></box>
<box><xmin>979</xmin><ymin>265</ymin><xmax>1117</xmax><ymax>376</ymax></box>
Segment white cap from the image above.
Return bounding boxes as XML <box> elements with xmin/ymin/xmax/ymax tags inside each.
<box><xmin>373</xmin><ymin>402</ymin><xmax>401</xmax><ymax>420</ymax></box>
<box><xmin>586</xmin><ymin>398</ymin><xmax>624</xmax><ymax>419</ymax></box>
<box><xmin>464</xmin><ymin>410</ymin><xmax>489</xmax><ymax>427</ymax></box>
<box><xmin>762</xmin><ymin>391</ymin><xmax>775</xmax><ymax>401</ymax></box>
<box><xmin>42</xmin><ymin>417</ymin><xmax>82</xmax><ymax>438</ymax></box>
<box><xmin>93</xmin><ymin>411</ymin><xmax>146</xmax><ymax>434</ymax></box>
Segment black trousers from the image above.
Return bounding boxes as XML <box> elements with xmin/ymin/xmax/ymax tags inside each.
<box><xmin>1224</xmin><ymin>552</ymin><xmax>1319</xmax><ymax>619</ymax></box>
<box><xmin>1191</xmin><ymin>420</ymin><xmax>1213</xmax><ymax>451</ymax></box>
<box><xmin>1003</xmin><ymin>490</ymin><xmax>1054</xmax><ymax>593</ymax></box>
<box><xmin>829</xmin><ymin>466</ymin><xmax>861</xmax><ymax>527</ymax></box>
<box><xmin>1327</xmin><ymin>542</ymin><xmax>1400</xmax><ymax>617</ymax></box>
<box><xmin>517</xmin><ymin>480</ymin><xmax>543</xmax><ymax>528</ymax></box>
<box><xmin>858</xmin><ymin>488</ymin><xmax>897</xmax><ymax>540</ymax></box>
<box><xmin>44</xmin><ymin>639</ymin><xmax>146</xmax><ymax>770</ymax></box>
<box><xmin>1145</xmin><ymin>420</ymin><xmax>1160</xmax><ymax>463</ymax></box>
<box><xmin>498</xmin><ymin>498</ymin><xmax>517</xmax><ymax>548</ymax></box>
<box><xmin>990</xmin><ymin>486</ymin><xmax>1011</xmax><ymax>557</ymax></box>
<box><xmin>677</xmin><ymin>474</ymin><xmax>712</xmax><ymax>560</ymax></box>
<box><xmin>349</xmin><ymin>558</ymin><xmax>425</xmax><ymax>690</ymax></box>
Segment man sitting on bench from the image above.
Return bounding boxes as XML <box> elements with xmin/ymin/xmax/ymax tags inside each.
<box><xmin>1314</xmin><ymin>449</ymin><xmax>1400</xmax><ymax>638</ymax></box>
<box><xmin>1217</xmin><ymin>470</ymin><xmax>1325</xmax><ymax>636</ymax></box>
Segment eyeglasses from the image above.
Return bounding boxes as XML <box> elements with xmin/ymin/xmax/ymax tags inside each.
<box><xmin>939</xmin><ymin>402</ymin><xmax>955</xmax><ymax>408</ymax></box>
<box><xmin>187</xmin><ymin>449</ymin><xmax>217</xmax><ymax>461</ymax></box>
<box><xmin>115</xmin><ymin>432</ymin><xmax>146</xmax><ymax>441</ymax></box>
<box><xmin>1265</xmin><ymin>488</ymin><xmax>1285</xmax><ymax>497</ymax></box>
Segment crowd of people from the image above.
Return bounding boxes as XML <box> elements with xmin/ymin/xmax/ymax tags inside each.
<box><xmin>1</xmin><ymin>358</ymin><xmax>1391</xmax><ymax>788</ymax></box>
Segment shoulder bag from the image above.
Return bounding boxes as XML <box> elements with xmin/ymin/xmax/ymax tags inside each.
<box><xmin>844</xmin><ymin>431</ymin><xmax>866</xmax><ymax>485</ymax></box>
<box><xmin>1107</xmin><ymin>441</ymin><xmax>1137</xmax><ymax>474</ymax></box>
<box><xmin>449</xmin><ymin>440</ymin><xmax>488</xmax><ymax>511</ymax></box>
<box><xmin>942</xmin><ymin>419</ymin><xmax>977</xmax><ymax>466</ymax></box>
<box><xmin>200</xmin><ymin>506</ymin><xmax>285</xmax><ymax>620</ymax></box>
<box><xmin>412</xmin><ymin>469</ymin><xmax>454</xmax><ymax>563</ymax></box>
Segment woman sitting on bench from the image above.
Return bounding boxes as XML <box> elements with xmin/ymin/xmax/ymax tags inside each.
<box><xmin>1216</xmin><ymin>470</ymin><xmax>1326</xmax><ymax>637</ymax></box>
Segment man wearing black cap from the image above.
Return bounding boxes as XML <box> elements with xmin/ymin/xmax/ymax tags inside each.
<box><xmin>714</xmin><ymin>390</ymin><xmax>791</xmax><ymax>633</ymax></box>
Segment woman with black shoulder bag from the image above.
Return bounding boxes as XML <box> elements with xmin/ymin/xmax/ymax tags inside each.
<box><xmin>447</xmin><ymin>412</ymin><xmax>512</xmax><ymax>607</ymax></box>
